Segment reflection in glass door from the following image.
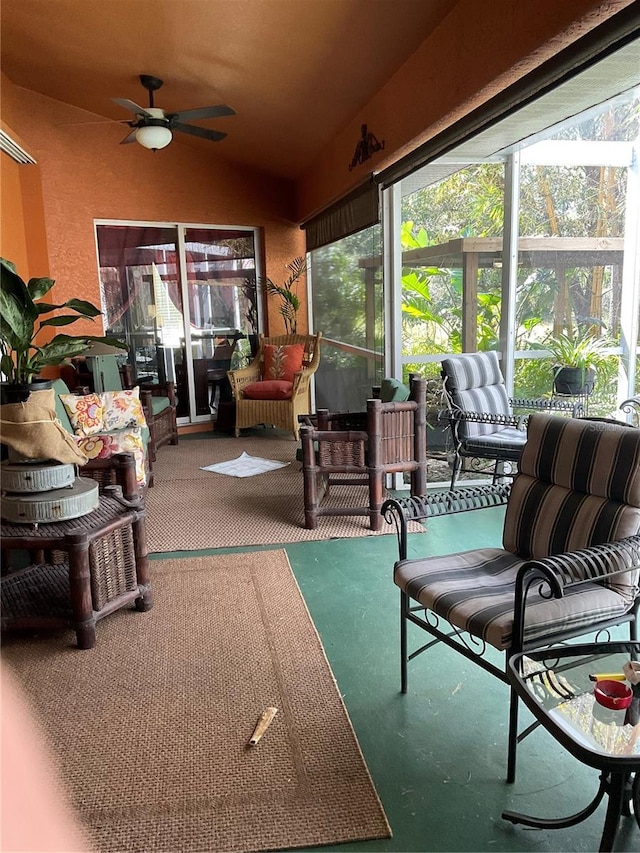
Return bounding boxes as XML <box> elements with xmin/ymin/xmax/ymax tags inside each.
<box><xmin>182</xmin><ymin>228</ymin><xmax>258</xmax><ymax>418</ymax></box>
<box><xmin>95</xmin><ymin>222</ymin><xmax>260</xmax><ymax>423</ymax></box>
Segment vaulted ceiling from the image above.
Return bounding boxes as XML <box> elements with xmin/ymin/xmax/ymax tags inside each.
<box><xmin>0</xmin><ymin>0</ymin><xmax>454</xmax><ymax>180</ymax></box>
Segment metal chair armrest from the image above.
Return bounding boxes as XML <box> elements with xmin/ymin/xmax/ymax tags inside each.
<box><xmin>620</xmin><ymin>396</ymin><xmax>640</xmax><ymax>424</ymax></box>
<box><xmin>445</xmin><ymin>409</ymin><xmax>524</xmax><ymax>429</ymax></box>
<box><xmin>382</xmin><ymin>484</ymin><xmax>512</xmax><ymax>561</ymax></box>
<box><xmin>444</xmin><ymin>397</ymin><xmax>585</xmax><ymax>432</ymax></box>
<box><xmin>512</xmin><ymin>535</ymin><xmax>640</xmax><ymax>651</ymax></box>
<box><xmin>510</xmin><ymin>396</ymin><xmax>585</xmax><ymax>417</ymax></box>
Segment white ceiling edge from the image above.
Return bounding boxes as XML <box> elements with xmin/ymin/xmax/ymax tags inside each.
<box><xmin>403</xmin><ymin>37</ymin><xmax>640</xmax><ymax>196</ymax></box>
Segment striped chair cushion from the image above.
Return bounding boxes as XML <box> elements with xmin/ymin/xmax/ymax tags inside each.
<box><xmin>441</xmin><ymin>351</ymin><xmax>513</xmax><ymax>439</ymax></box>
<box><xmin>516</xmin><ymin>413</ymin><xmax>640</xmax><ymax>503</ymax></box>
<box><xmin>503</xmin><ymin>414</ymin><xmax>640</xmax><ymax>597</ymax></box>
<box><xmin>395</xmin><ymin>548</ymin><xmax>632</xmax><ymax>651</ymax></box>
<box><xmin>460</xmin><ymin>426</ymin><xmax>526</xmax><ymax>460</ymax></box>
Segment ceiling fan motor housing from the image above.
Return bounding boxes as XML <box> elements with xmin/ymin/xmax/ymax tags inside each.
<box><xmin>135</xmin><ymin>107</ymin><xmax>170</xmax><ymax>126</ymax></box>
<box><xmin>115</xmin><ymin>75</ymin><xmax>235</xmax><ymax>148</ymax></box>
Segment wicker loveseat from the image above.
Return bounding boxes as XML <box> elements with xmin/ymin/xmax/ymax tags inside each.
<box><xmin>52</xmin><ymin>378</ymin><xmax>153</xmax><ymax>488</ymax></box>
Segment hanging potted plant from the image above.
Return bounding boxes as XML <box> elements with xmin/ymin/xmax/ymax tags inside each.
<box><xmin>543</xmin><ymin>332</ymin><xmax>611</xmax><ymax>396</ymax></box>
<box><xmin>1</xmin><ymin>257</ymin><xmax>126</xmax><ymax>403</ymax></box>
<box><xmin>262</xmin><ymin>256</ymin><xmax>307</xmax><ymax>335</ymax></box>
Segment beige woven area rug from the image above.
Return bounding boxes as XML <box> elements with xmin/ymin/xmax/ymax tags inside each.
<box><xmin>146</xmin><ymin>434</ymin><xmax>423</xmax><ymax>552</ymax></box>
<box><xmin>2</xmin><ymin>551</ymin><xmax>391</xmax><ymax>853</ymax></box>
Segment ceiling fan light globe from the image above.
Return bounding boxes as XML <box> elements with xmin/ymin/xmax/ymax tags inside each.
<box><xmin>135</xmin><ymin>125</ymin><xmax>172</xmax><ymax>151</ymax></box>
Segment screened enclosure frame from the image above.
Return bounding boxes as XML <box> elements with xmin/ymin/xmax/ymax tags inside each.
<box><xmin>381</xmin><ymin>129</ymin><xmax>640</xmax><ymax>408</ymax></box>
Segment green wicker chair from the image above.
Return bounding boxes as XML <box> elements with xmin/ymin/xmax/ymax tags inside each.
<box><xmin>87</xmin><ymin>354</ymin><xmax>178</xmax><ymax>460</ymax></box>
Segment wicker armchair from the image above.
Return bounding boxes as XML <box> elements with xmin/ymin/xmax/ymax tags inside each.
<box><xmin>228</xmin><ymin>332</ymin><xmax>322</xmax><ymax>439</ymax></box>
<box><xmin>299</xmin><ymin>374</ymin><xmax>427</xmax><ymax>531</ymax></box>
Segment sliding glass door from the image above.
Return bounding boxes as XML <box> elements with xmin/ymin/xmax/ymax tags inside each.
<box><xmin>95</xmin><ymin>222</ymin><xmax>261</xmax><ymax>423</ymax></box>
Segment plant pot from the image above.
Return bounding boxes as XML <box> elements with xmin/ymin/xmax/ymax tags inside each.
<box><xmin>553</xmin><ymin>366</ymin><xmax>595</xmax><ymax>396</ymax></box>
<box><xmin>1</xmin><ymin>379</ymin><xmax>54</xmax><ymax>461</ymax></box>
<box><xmin>0</xmin><ymin>378</ymin><xmax>53</xmax><ymax>405</ymax></box>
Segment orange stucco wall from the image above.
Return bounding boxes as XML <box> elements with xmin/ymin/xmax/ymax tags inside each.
<box><xmin>0</xmin><ymin>73</ymin><xmax>306</xmax><ymax>337</ymax></box>
<box><xmin>296</xmin><ymin>0</ymin><xmax>636</xmax><ymax>220</ymax></box>
<box><xmin>1</xmin><ymin>152</ymin><xmax>29</xmax><ymax>275</ymax></box>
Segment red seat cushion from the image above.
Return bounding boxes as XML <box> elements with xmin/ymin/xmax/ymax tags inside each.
<box><xmin>263</xmin><ymin>344</ymin><xmax>304</xmax><ymax>382</ymax></box>
<box><xmin>243</xmin><ymin>380</ymin><xmax>293</xmax><ymax>400</ymax></box>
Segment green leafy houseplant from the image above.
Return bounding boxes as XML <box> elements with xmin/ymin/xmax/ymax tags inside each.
<box><xmin>0</xmin><ymin>258</ymin><xmax>125</xmax><ymax>388</ymax></box>
<box><xmin>542</xmin><ymin>332</ymin><xmax>612</xmax><ymax>395</ymax></box>
<box><xmin>263</xmin><ymin>256</ymin><xmax>307</xmax><ymax>335</ymax></box>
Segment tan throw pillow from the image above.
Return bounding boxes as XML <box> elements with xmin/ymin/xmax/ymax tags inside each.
<box><xmin>60</xmin><ymin>393</ymin><xmax>105</xmax><ymax>436</ymax></box>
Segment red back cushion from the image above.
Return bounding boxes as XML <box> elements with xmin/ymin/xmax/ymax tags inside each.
<box><xmin>263</xmin><ymin>344</ymin><xmax>304</xmax><ymax>382</ymax></box>
<box><xmin>243</xmin><ymin>380</ymin><xmax>293</xmax><ymax>400</ymax></box>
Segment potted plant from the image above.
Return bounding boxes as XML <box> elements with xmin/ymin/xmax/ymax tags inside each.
<box><xmin>262</xmin><ymin>256</ymin><xmax>306</xmax><ymax>335</ymax></box>
<box><xmin>1</xmin><ymin>257</ymin><xmax>125</xmax><ymax>402</ymax></box>
<box><xmin>543</xmin><ymin>332</ymin><xmax>611</xmax><ymax>396</ymax></box>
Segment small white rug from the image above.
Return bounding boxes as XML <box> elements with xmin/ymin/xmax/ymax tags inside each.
<box><xmin>200</xmin><ymin>451</ymin><xmax>290</xmax><ymax>478</ymax></box>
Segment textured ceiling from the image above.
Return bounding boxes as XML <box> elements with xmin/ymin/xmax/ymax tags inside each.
<box><xmin>0</xmin><ymin>0</ymin><xmax>454</xmax><ymax>180</ymax></box>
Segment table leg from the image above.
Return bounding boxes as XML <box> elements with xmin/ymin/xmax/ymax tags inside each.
<box><xmin>503</xmin><ymin>768</ymin><xmax>636</xmax><ymax>852</ymax></box>
<box><xmin>132</xmin><ymin>510</ymin><xmax>152</xmax><ymax>612</ymax></box>
<box><xmin>502</xmin><ymin>772</ymin><xmax>606</xmax><ymax>830</ymax></box>
<box><xmin>600</xmin><ymin>772</ymin><xmax>625</xmax><ymax>852</ymax></box>
<box><xmin>66</xmin><ymin>532</ymin><xmax>96</xmax><ymax>649</ymax></box>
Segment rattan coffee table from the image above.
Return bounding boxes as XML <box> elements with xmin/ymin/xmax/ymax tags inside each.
<box><xmin>503</xmin><ymin>642</ymin><xmax>640</xmax><ymax>852</ymax></box>
<box><xmin>1</xmin><ymin>487</ymin><xmax>152</xmax><ymax>649</ymax></box>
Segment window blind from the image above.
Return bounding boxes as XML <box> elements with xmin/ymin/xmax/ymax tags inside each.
<box><xmin>301</xmin><ymin>177</ymin><xmax>380</xmax><ymax>251</ymax></box>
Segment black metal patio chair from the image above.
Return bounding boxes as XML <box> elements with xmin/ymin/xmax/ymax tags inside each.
<box><xmin>441</xmin><ymin>351</ymin><xmax>581</xmax><ymax>489</ymax></box>
<box><xmin>383</xmin><ymin>413</ymin><xmax>640</xmax><ymax>783</ymax></box>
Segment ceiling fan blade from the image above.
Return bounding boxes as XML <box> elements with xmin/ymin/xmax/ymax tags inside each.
<box><xmin>170</xmin><ymin>104</ymin><xmax>236</xmax><ymax>122</ymax></box>
<box><xmin>112</xmin><ymin>98</ymin><xmax>153</xmax><ymax>117</ymax></box>
<box><xmin>173</xmin><ymin>122</ymin><xmax>227</xmax><ymax>142</ymax></box>
<box><xmin>120</xmin><ymin>129</ymin><xmax>138</xmax><ymax>145</ymax></box>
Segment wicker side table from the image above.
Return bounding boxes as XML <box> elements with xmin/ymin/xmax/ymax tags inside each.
<box><xmin>1</xmin><ymin>488</ymin><xmax>152</xmax><ymax>649</ymax></box>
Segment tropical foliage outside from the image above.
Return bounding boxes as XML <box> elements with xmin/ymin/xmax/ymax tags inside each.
<box><xmin>309</xmin><ymin>97</ymin><xmax>638</xmax><ymax>417</ymax></box>
<box><xmin>399</xmin><ymin>99</ymin><xmax>639</xmax><ymax>415</ymax></box>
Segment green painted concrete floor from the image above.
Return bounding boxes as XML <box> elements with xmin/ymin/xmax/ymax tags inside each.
<box><xmin>155</xmin><ymin>505</ymin><xmax>640</xmax><ymax>853</ymax></box>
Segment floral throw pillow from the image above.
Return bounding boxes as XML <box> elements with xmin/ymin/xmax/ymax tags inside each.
<box><xmin>75</xmin><ymin>428</ymin><xmax>146</xmax><ymax>485</ymax></box>
<box><xmin>262</xmin><ymin>344</ymin><xmax>305</xmax><ymax>382</ymax></box>
<box><xmin>60</xmin><ymin>393</ymin><xmax>105</xmax><ymax>436</ymax></box>
<box><xmin>101</xmin><ymin>387</ymin><xmax>147</xmax><ymax>430</ymax></box>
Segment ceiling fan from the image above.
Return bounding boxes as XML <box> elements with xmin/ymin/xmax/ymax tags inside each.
<box><xmin>113</xmin><ymin>74</ymin><xmax>236</xmax><ymax>151</ymax></box>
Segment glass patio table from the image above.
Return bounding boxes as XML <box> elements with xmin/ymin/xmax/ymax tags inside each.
<box><xmin>502</xmin><ymin>641</ymin><xmax>640</xmax><ymax>852</ymax></box>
